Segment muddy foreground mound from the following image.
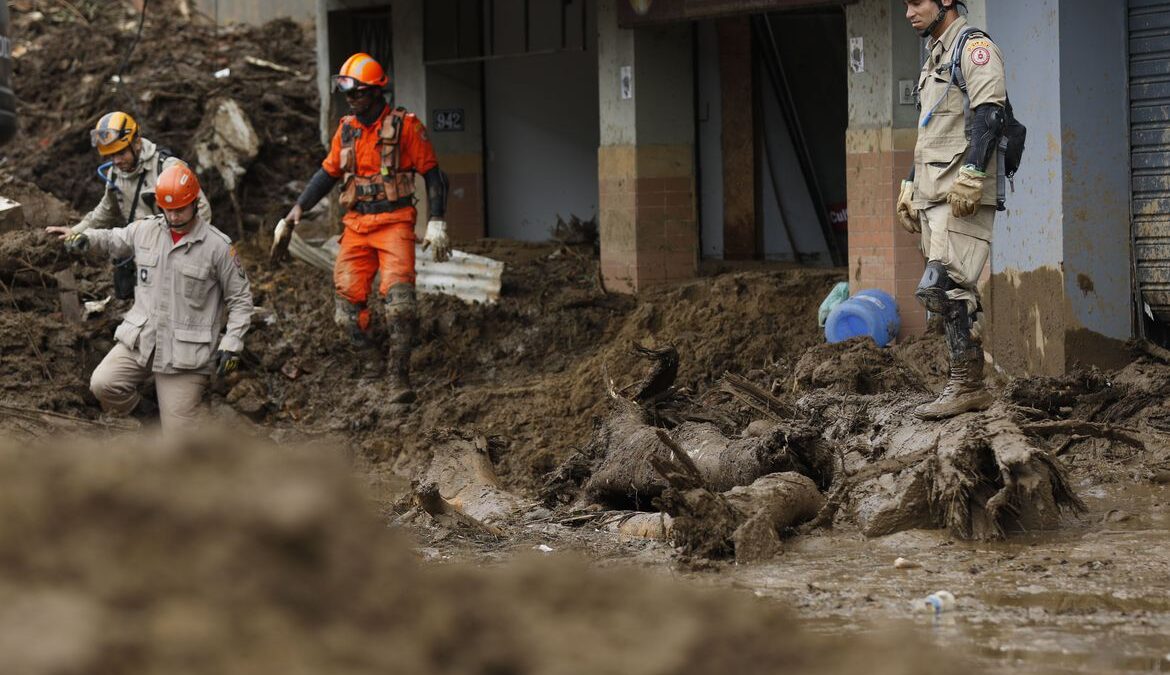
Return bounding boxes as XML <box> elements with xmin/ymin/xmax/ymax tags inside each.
<box><xmin>0</xmin><ymin>432</ymin><xmax>962</xmax><ymax>675</ymax></box>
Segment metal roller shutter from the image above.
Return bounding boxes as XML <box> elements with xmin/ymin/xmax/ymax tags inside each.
<box><xmin>1131</xmin><ymin>0</ymin><xmax>1170</xmax><ymax>322</ymax></box>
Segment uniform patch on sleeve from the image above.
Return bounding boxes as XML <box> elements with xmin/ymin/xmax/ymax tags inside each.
<box><xmin>967</xmin><ymin>38</ymin><xmax>991</xmax><ymax>50</ymax></box>
<box><xmin>229</xmin><ymin>244</ymin><xmax>245</xmax><ymax>277</ymax></box>
<box><xmin>970</xmin><ymin>46</ymin><xmax>991</xmax><ymax>66</ymax></box>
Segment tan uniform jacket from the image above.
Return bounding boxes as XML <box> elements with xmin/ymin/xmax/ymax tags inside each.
<box><xmin>85</xmin><ymin>214</ymin><xmax>253</xmax><ymax>375</ymax></box>
<box><xmin>911</xmin><ymin>17</ymin><xmax>1007</xmax><ymax>223</ymax></box>
<box><xmin>72</xmin><ymin>138</ymin><xmax>212</xmax><ymax>234</ymax></box>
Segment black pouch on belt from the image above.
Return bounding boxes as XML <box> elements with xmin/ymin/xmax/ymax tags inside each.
<box><xmin>112</xmin><ymin>256</ymin><xmax>137</xmax><ymax>300</ymax></box>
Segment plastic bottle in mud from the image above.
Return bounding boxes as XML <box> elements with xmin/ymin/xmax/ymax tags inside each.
<box><xmin>0</xmin><ymin>1</ymin><xmax>15</xmax><ymax>146</ymax></box>
<box><xmin>914</xmin><ymin>590</ymin><xmax>956</xmax><ymax>615</ymax></box>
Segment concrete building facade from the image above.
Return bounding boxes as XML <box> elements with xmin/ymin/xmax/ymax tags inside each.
<box><xmin>212</xmin><ymin>0</ymin><xmax>1150</xmax><ymax>375</ymax></box>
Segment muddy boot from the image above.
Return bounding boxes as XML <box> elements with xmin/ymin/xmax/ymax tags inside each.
<box><xmin>334</xmin><ymin>298</ymin><xmax>384</xmax><ymax>379</ymax></box>
<box><xmin>385</xmin><ymin>283</ymin><xmax>418</xmax><ymax>404</ymax></box>
<box><xmin>914</xmin><ymin>300</ymin><xmax>992</xmax><ymax>420</ymax></box>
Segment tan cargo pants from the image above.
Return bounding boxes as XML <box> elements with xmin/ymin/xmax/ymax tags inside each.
<box><xmin>919</xmin><ymin>203</ymin><xmax>994</xmax><ymax>315</ymax></box>
<box><xmin>90</xmin><ymin>343</ymin><xmax>209</xmax><ymax>432</ymax></box>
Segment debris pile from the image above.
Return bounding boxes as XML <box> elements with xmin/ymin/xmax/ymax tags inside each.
<box><xmin>7</xmin><ymin>0</ymin><xmax>318</xmax><ymax>230</ymax></box>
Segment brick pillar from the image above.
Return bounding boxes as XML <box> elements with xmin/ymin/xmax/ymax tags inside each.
<box><xmin>599</xmin><ymin>146</ymin><xmax>696</xmax><ymax>292</ymax></box>
<box><xmin>846</xmin><ymin>128</ymin><xmax>924</xmax><ymax>338</ymax></box>
<box><xmin>597</xmin><ymin>0</ymin><xmax>697</xmax><ymax>293</ymax></box>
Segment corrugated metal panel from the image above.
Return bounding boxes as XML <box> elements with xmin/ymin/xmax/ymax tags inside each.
<box><xmin>299</xmin><ymin>235</ymin><xmax>505</xmax><ymax>305</ymax></box>
<box><xmin>1130</xmin><ymin>0</ymin><xmax>1170</xmax><ymax>322</ymax></box>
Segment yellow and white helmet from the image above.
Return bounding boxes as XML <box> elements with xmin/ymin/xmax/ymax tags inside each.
<box><xmin>90</xmin><ymin>111</ymin><xmax>139</xmax><ymax>156</ymax></box>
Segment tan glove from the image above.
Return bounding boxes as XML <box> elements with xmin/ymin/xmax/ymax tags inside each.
<box><xmin>896</xmin><ymin>180</ymin><xmax>919</xmax><ymax>233</ymax></box>
<box><xmin>947</xmin><ymin>166</ymin><xmax>986</xmax><ymax>218</ymax></box>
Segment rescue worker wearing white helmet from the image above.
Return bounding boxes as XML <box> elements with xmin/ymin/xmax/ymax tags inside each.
<box><xmin>72</xmin><ymin>111</ymin><xmax>212</xmax><ymax>300</ymax></box>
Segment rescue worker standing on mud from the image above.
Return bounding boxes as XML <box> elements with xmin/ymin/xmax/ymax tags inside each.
<box><xmin>72</xmin><ymin>111</ymin><xmax>212</xmax><ymax>301</ymax></box>
<box><xmin>897</xmin><ymin>0</ymin><xmax>1005</xmax><ymax>420</ymax></box>
<box><xmin>46</xmin><ymin>165</ymin><xmax>253</xmax><ymax>432</ymax></box>
<box><xmin>283</xmin><ymin>52</ymin><xmax>449</xmax><ymax>404</ymax></box>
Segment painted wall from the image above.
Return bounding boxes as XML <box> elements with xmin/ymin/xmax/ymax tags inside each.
<box><xmin>484</xmin><ymin>0</ymin><xmax>599</xmax><ymax>240</ymax></box>
<box><xmin>986</xmin><ymin>0</ymin><xmax>1063</xmax><ymax>272</ymax></box>
<box><xmin>985</xmin><ymin>0</ymin><xmax>1132</xmax><ymax>373</ymax></box>
<box><xmin>195</xmin><ymin>0</ymin><xmax>315</xmax><ymax>24</ymax></box>
<box><xmin>697</xmin><ymin>21</ymin><xmax>725</xmax><ymax>258</ymax></box>
<box><xmin>847</xmin><ymin>0</ymin><xmax>893</xmax><ymax>128</ymax></box>
<box><xmin>1058</xmin><ymin>0</ymin><xmax>1131</xmax><ymax>342</ymax></box>
<box><xmin>599</xmin><ymin>0</ymin><xmax>637</xmax><ymax>147</ymax></box>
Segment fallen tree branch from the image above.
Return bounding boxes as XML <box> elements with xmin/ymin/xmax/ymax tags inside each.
<box><xmin>1020</xmin><ymin>420</ymin><xmax>1145</xmax><ymax>451</ymax></box>
<box><xmin>719</xmin><ymin>372</ymin><xmax>797</xmax><ymax>420</ymax></box>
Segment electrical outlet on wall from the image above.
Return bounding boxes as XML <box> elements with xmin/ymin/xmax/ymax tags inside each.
<box><xmin>898</xmin><ymin>80</ymin><xmax>916</xmax><ymax>106</ymax></box>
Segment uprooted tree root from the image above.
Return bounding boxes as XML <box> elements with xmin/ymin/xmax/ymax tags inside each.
<box><xmin>539</xmin><ymin>348</ymin><xmax>1087</xmax><ymax>560</ymax></box>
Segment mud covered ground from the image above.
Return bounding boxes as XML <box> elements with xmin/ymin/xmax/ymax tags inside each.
<box><xmin>3</xmin><ymin>2</ymin><xmax>1170</xmax><ymax>672</ymax></box>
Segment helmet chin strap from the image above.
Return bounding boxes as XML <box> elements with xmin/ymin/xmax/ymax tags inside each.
<box><xmin>166</xmin><ymin>211</ymin><xmax>194</xmax><ymax>230</ymax></box>
<box><xmin>920</xmin><ymin>1</ymin><xmax>948</xmax><ymax>38</ymax></box>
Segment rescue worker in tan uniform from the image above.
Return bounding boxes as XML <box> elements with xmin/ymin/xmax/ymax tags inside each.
<box><xmin>46</xmin><ymin>165</ymin><xmax>252</xmax><ymax>432</ymax></box>
<box><xmin>73</xmin><ymin>111</ymin><xmax>212</xmax><ymax>300</ymax></box>
<box><xmin>897</xmin><ymin>0</ymin><xmax>1006</xmax><ymax>419</ymax></box>
<box><xmin>282</xmin><ymin>52</ymin><xmax>450</xmax><ymax>404</ymax></box>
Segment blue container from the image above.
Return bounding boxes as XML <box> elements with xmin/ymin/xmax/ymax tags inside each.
<box><xmin>824</xmin><ymin>288</ymin><xmax>900</xmax><ymax>347</ymax></box>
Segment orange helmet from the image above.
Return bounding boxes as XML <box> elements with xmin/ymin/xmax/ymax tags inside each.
<box><xmin>91</xmin><ymin>111</ymin><xmax>139</xmax><ymax>156</ymax></box>
<box><xmin>156</xmin><ymin>164</ymin><xmax>201</xmax><ymax>210</ymax></box>
<box><xmin>332</xmin><ymin>53</ymin><xmax>388</xmax><ymax>92</ymax></box>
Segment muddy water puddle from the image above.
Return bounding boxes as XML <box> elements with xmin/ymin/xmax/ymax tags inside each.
<box><xmin>723</xmin><ymin>481</ymin><xmax>1170</xmax><ymax>673</ymax></box>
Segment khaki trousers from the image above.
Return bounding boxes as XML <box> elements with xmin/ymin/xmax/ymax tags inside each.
<box><xmin>919</xmin><ymin>204</ymin><xmax>994</xmax><ymax>315</ymax></box>
<box><xmin>90</xmin><ymin>343</ymin><xmax>209</xmax><ymax>432</ymax></box>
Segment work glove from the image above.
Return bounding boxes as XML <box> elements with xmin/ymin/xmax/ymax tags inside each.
<box><xmin>896</xmin><ymin>180</ymin><xmax>919</xmax><ymax>234</ymax></box>
<box><xmin>214</xmin><ymin>350</ymin><xmax>240</xmax><ymax>378</ymax></box>
<box><xmin>947</xmin><ymin>165</ymin><xmax>986</xmax><ymax>218</ymax></box>
<box><xmin>423</xmin><ymin>218</ymin><xmax>451</xmax><ymax>263</ymax></box>
<box><xmin>269</xmin><ymin>217</ymin><xmax>294</xmax><ymax>265</ymax></box>
<box><xmin>63</xmin><ymin>232</ymin><xmax>90</xmax><ymax>254</ymax></box>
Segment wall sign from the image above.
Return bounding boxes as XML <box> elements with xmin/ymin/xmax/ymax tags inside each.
<box><xmin>433</xmin><ymin>109</ymin><xmax>465</xmax><ymax>132</ymax></box>
<box><xmin>849</xmin><ymin>37</ymin><xmax>864</xmax><ymax>74</ymax></box>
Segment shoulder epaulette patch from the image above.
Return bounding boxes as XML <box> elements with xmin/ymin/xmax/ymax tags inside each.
<box><xmin>969</xmin><ymin>46</ymin><xmax>991</xmax><ymax>66</ymax></box>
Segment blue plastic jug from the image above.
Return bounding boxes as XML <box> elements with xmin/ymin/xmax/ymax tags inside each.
<box><xmin>824</xmin><ymin>288</ymin><xmax>900</xmax><ymax>347</ymax></box>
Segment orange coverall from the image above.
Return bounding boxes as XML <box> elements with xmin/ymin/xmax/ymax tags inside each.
<box><xmin>322</xmin><ymin>106</ymin><xmax>438</xmax><ymax>331</ymax></box>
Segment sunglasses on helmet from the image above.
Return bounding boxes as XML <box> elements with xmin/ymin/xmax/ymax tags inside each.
<box><xmin>90</xmin><ymin>126</ymin><xmax>132</xmax><ymax>148</ymax></box>
<box><xmin>331</xmin><ymin>75</ymin><xmax>377</xmax><ymax>94</ymax></box>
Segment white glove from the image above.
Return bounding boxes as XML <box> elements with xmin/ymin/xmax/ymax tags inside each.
<box><xmin>424</xmin><ymin>218</ymin><xmax>451</xmax><ymax>263</ymax></box>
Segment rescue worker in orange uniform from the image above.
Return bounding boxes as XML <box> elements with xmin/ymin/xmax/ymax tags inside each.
<box><xmin>284</xmin><ymin>53</ymin><xmax>449</xmax><ymax>404</ymax></box>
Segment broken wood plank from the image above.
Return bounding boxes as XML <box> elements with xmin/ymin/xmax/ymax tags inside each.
<box><xmin>53</xmin><ymin>269</ymin><xmax>83</xmax><ymax>325</ymax></box>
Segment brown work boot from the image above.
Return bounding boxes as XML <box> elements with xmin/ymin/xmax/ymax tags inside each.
<box><xmin>914</xmin><ymin>349</ymin><xmax>992</xmax><ymax>420</ymax></box>
<box><xmin>386</xmin><ymin>357</ymin><xmax>416</xmax><ymax>404</ymax></box>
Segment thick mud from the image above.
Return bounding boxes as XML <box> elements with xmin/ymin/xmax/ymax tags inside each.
<box><xmin>0</xmin><ymin>432</ymin><xmax>977</xmax><ymax>675</ymax></box>
<box><xmin>4</xmin><ymin>3</ymin><xmax>1170</xmax><ymax>672</ymax></box>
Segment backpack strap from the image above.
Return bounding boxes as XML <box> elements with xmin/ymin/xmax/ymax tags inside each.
<box><xmin>156</xmin><ymin>146</ymin><xmax>173</xmax><ymax>175</ymax></box>
<box><xmin>949</xmin><ymin>28</ymin><xmax>1008</xmax><ymax>209</ymax></box>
